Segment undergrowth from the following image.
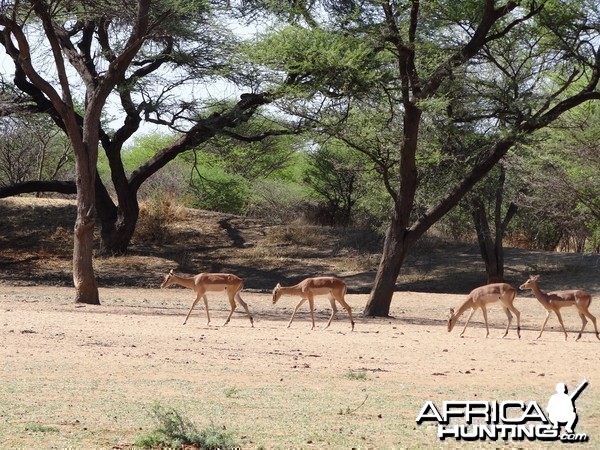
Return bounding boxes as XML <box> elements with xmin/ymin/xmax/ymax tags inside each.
<box><xmin>135</xmin><ymin>402</ymin><xmax>236</xmax><ymax>449</ymax></box>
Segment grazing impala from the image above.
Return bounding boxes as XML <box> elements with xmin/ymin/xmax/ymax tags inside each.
<box><xmin>520</xmin><ymin>275</ymin><xmax>599</xmax><ymax>341</ymax></box>
<box><xmin>448</xmin><ymin>283</ymin><xmax>520</xmax><ymax>338</ymax></box>
<box><xmin>161</xmin><ymin>270</ymin><xmax>254</xmax><ymax>327</ymax></box>
<box><xmin>272</xmin><ymin>276</ymin><xmax>355</xmax><ymax>330</ymax></box>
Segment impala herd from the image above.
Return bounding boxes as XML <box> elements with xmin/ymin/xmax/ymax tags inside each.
<box><xmin>161</xmin><ymin>270</ymin><xmax>600</xmax><ymax>341</ymax></box>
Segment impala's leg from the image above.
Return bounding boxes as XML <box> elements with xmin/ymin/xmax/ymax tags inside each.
<box><xmin>579</xmin><ymin>303</ymin><xmax>600</xmax><ymax>339</ymax></box>
<box><xmin>288</xmin><ymin>298</ymin><xmax>306</xmax><ymax>328</ymax></box>
<box><xmin>508</xmin><ymin>304</ymin><xmax>521</xmax><ymax>339</ymax></box>
<box><xmin>222</xmin><ymin>294</ymin><xmax>237</xmax><ymax>326</ymax></box>
<box><xmin>481</xmin><ymin>305</ymin><xmax>490</xmax><ymax>338</ymax></box>
<box><xmin>554</xmin><ymin>309</ymin><xmax>568</xmax><ymax>341</ymax></box>
<box><xmin>307</xmin><ymin>295</ymin><xmax>316</xmax><ymax>330</ymax></box>
<box><xmin>575</xmin><ymin>312</ymin><xmax>587</xmax><ymax>341</ymax></box>
<box><xmin>324</xmin><ymin>295</ymin><xmax>338</xmax><ymax>329</ymax></box>
<box><xmin>235</xmin><ymin>293</ymin><xmax>254</xmax><ymax>327</ymax></box>
<box><xmin>334</xmin><ymin>296</ymin><xmax>355</xmax><ymax>331</ymax></box>
<box><xmin>501</xmin><ymin>307</ymin><xmax>513</xmax><ymax>338</ymax></box>
<box><xmin>460</xmin><ymin>308</ymin><xmax>477</xmax><ymax>337</ymax></box>
<box><xmin>582</xmin><ymin>309</ymin><xmax>599</xmax><ymax>340</ymax></box>
<box><xmin>183</xmin><ymin>294</ymin><xmax>203</xmax><ymax>325</ymax></box>
<box><xmin>537</xmin><ymin>311</ymin><xmax>551</xmax><ymax>340</ymax></box>
<box><xmin>202</xmin><ymin>295</ymin><xmax>211</xmax><ymax>325</ymax></box>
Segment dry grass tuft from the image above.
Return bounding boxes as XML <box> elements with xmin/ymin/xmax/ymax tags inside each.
<box><xmin>135</xmin><ymin>193</ymin><xmax>187</xmax><ymax>245</ymax></box>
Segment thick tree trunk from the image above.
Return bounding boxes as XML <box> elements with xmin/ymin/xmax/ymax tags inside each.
<box><xmin>363</xmin><ymin>214</ymin><xmax>415</xmax><ymax>316</ymax></box>
<box><xmin>72</xmin><ymin>146</ymin><xmax>99</xmax><ymax>304</ymax></box>
<box><xmin>472</xmin><ymin>198</ymin><xmax>503</xmax><ymax>283</ymax></box>
<box><xmin>98</xmin><ymin>204</ymin><xmax>139</xmax><ymax>255</ymax></box>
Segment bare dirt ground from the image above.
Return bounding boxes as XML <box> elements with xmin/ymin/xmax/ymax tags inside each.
<box><xmin>1</xmin><ymin>198</ymin><xmax>600</xmax><ymax>449</ymax></box>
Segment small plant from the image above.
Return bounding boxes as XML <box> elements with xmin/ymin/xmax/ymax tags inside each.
<box><xmin>135</xmin><ymin>402</ymin><xmax>236</xmax><ymax>450</ymax></box>
<box><xmin>224</xmin><ymin>386</ymin><xmax>240</xmax><ymax>398</ymax></box>
<box><xmin>25</xmin><ymin>424</ymin><xmax>59</xmax><ymax>433</ymax></box>
<box><xmin>338</xmin><ymin>394</ymin><xmax>369</xmax><ymax>415</ymax></box>
<box><xmin>345</xmin><ymin>370</ymin><xmax>367</xmax><ymax>381</ymax></box>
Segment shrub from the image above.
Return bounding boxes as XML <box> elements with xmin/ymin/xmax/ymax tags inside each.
<box><xmin>135</xmin><ymin>192</ymin><xmax>183</xmax><ymax>245</ymax></box>
<box><xmin>135</xmin><ymin>403</ymin><xmax>236</xmax><ymax>450</ymax></box>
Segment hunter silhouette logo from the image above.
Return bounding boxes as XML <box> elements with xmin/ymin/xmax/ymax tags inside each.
<box><xmin>416</xmin><ymin>379</ymin><xmax>590</xmax><ymax>443</ymax></box>
<box><xmin>547</xmin><ymin>379</ymin><xmax>588</xmax><ymax>435</ymax></box>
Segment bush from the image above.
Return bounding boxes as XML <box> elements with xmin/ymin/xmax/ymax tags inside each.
<box><xmin>246</xmin><ymin>179</ymin><xmax>311</xmax><ymax>223</ymax></box>
<box><xmin>189</xmin><ymin>166</ymin><xmax>249</xmax><ymax>214</ymax></box>
<box><xmin>135</xmin><ymin>403</ymin><xmax>236</xmax><ymax>450</ymax></box>
<box><xmin>135</xmin><ymin>192</ymin><xmax>184</xmax><ymax>245</ymax></box>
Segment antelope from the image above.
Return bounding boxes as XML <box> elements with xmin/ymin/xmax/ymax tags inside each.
<box><xmin>519</xmin><ymin>275</ymin><xmax>599</xmax><ymax>341</ymax></box>
<box><xmin>161</xmin><ymin>270</ymin><xmax>254</xmax><ymax>327</ymax></box>
<box><xmin>272</xmin><ymin>276</ymin><xmax>354</xmax><ymax>330</ymax></box>
<box><xmin>448</xmin><ymin>283</ymin><xmax>520</xmax><ymax>338</ymax></box>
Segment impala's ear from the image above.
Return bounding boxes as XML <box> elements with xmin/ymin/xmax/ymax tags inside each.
<box><xmin>448</xmin><ymin>307</ymin><xmax>455</xmax><ymax>318</ymax></box>
<box><xmin>169</xmin><ymin>269</ymin><xmax>174</xmax><ymax>275</ymax></box>
<box><xmin>275</xmin><ymin>283</ymin><xmax>281</xmax><ymax>289</ymax></box>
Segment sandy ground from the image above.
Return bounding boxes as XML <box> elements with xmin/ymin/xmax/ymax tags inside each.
<box><xmin>1</xmin><ymin>285</ymin><xmax>600</xmax><ymax>449</ymax></box>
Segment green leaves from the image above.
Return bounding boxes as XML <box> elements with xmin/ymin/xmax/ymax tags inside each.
<box><xmin>248</xmin><ymin>25</ymin><xmax>384</xmax><ymax>97</ymax></box>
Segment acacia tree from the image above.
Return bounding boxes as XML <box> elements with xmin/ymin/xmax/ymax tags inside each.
<box><xmin>246</xmin><ymin>0</ymin><xmax>600</xmax><ymax>316</ymax></box>
<box><xmin>0</xmin><ymin>1</ymin><xmax>275</xmax><ymax>304</ymax></box>
<box><xmin>303</xmin><ymin>143</ymin><xmax>367</xmax><ymax>226</ymax></box>
<box><xmin>0</xmin><ymin>116</ymin><xmax>72</xmax><ymax>189</ymax></box>
<box><xmin>516</xmin><ymin>105</ymin><xmax>600</xmax><ymax>252</ymax></box>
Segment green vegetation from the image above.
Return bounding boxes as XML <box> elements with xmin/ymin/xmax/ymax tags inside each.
<box><xmin>345</xmin><ymin>370</ymin><xmax>368</xmax><ymax>381</ymax></box>
<box><xmin>24</xmin><ymin>424</ymin><xmax>60</xmax><ymax>433</ymax></box>
<box><xmin>135</xmin><ymin>403</ymin><xmax>236</xmax><ymax>450</ymax></box>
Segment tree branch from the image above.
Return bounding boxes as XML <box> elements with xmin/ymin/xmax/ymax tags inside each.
<box><xmin>0</xmin><ymin>180</ymin><xmax>76</xmax><ymax>198</ymax></box>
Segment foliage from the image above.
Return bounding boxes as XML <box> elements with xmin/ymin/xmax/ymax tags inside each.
<box><xmin>188</xmin><ymin>160</ymin><xmax>250</xmax><ymax>214</ymax></box>
<box><xmin>135</xmin><ymin>403</ymin><xmax>236</xmax><ymax>450</ymax></box>
<box><xmin>512</xmin><ymin>102</ymin><xmax>600</xmax><ymax>252</ymax></box>
<box><xmin>135</xmin><ymin>192</ymin><xmax>183</xmax><ymax>244</ymax></box>
<box><xmin>303</xmin><ymin>141</ymin><xmax>369</xmax><ymax>226</ymax></box>
<box><xmin>0</xmin><ymin>116</ymin><xmax>73</xmax><ymax>186</ymax></box>
<box><xmin>345</xmin><ymin>370</ymin><xmax>367</xmax><ymax>381</ymax></box>
<box><xmin>245</xmin><ymin>178</ymin><xmax>309</xmax><ymax>223</ymax></box>
<box><xmin>248</xmin><ymin>25</ymin><xmax>387</xmax><ymax>97</ymax></box>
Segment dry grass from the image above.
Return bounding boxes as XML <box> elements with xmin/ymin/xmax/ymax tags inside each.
<box><xmin>1</xmin><ymin>287</ymin><xmax>599</xmax><ymax>449</ymax></box>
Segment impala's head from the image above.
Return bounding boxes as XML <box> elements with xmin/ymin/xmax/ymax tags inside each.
<box><xmin>272</xmin><ymin>283</ymin><xmax>282</xmax><ymax>304</ymax></box>
<box><xmin>447</xmin><ymin>307</ymin><xmax>456</xmax><ymax>332</ymax></box>
<box><xmin>161</xmin><ymin>269</ymin><xmax>175</xmax><ymax>288</ymax></box>
<box><xmin>519</xmin><ymin>274</ymin><xmax>539</xmax><ymax>291</ymax></box>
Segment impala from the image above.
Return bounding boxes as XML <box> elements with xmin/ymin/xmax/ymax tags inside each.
<box><xmin>448</xmin><ymin>283</ymin><xmax>520</xmax><ymax>338</ymax></box>
<box><xmin>520</xmin><ymin>275</ymin><xmax>599</xmax><ymax>341</ymax></box>
<box><xmin>161</xmin><ymin>270</ymin><xmax>254</xmax><ymax>327</ymax></box>
<box><xmin>272</xmin><ymin>276</ymin><xmax>355</xmax><ymax>330</ymax></box>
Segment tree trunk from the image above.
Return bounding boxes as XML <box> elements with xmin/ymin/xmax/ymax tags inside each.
<box><xmin>472</xmin><ymin>198</ymin><xmax>503</xmax><ymax>283</ymax></box>
<box><xmin>363</xmin><ymin>215</ymin><xmax>414</xmax><ymax>316</ymax></box>
<box><xmin>95</xmin><ymin>177</ymin><xmax>139</xmax><ymax>255</ymax></box>
<box><xmin>72</xmin><ymin>145</ymin><xmax>99</xmax><ymax>304</ymax></box>
<box><xmin>364</xmin><ymin>238</ymin><xmax>402</xmax><ymax>316</ymax></box>
<box><xmin>98</xmin><ymin>203</ymin><xmax>139</xmax><ymax>255</ymax></box>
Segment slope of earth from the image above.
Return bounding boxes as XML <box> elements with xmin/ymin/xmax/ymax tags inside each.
<box><xmin>1</xmin><ymin>197</ymin><xmax>599</xmax><ymax>296</ymax></box>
